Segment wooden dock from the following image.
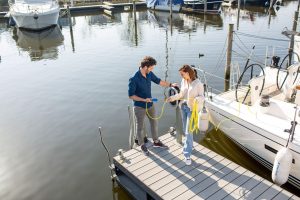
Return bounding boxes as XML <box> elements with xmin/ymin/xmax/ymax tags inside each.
<box><xmin>113</xmin><ymin>133</ymin><xmax>300</xmax><ymax>200</ymax></box>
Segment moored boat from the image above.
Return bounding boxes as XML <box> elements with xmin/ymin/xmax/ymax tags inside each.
<box><xmin>9</xmin><ymin>0</ymin><xmax>60</xmax><ymax>31</ymax></box>
<box><xmin>182</xmin><ymin>0</ymin><xmax>222</xmax><ymax>14</ymax></box>
<box><xmin>146</xmin><ymin>0</ymin><xmax>184</xmax><ymax>12</ymax></box>
<box><xmin>203</xmin><ymin>53</ymin><xmax>300</xmax><ymax>189</ymax></box>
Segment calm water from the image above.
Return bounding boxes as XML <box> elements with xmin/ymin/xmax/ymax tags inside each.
<box><xmin>0</xmin><ymin>1</ymin><xmax>299</xmax><ymax>199</ymax></box>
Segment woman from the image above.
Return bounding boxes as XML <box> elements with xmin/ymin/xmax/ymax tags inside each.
<box><xmin>167</xmin><ymin>65</ymin><xmax>204</xmax><ymax>165</ymax></box>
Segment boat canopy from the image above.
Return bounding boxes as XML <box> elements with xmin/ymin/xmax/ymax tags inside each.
<box><xmin>147</xmin><ymin>0</ymin><xmax>184</xmax><ymax>8</ymax></box>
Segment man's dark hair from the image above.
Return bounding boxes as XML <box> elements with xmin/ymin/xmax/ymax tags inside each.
<box><xmin>140</xmin><ymin>56</ymin><xmax>157</xmax><ymax>68</ymax></box>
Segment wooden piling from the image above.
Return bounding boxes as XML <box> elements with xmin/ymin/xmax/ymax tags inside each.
<box><xmin>225</xmin><ymin>24</ymin><xmax>234</xmax><ymax>92</ymax></box>
<box><xmin>237</xmin><ymin>0</ymin><xmax>240</xmax><ymax>30</ymax></box>
<box><xmin>289</xmin><ymin>11</ymin><xmax>299</xmax><ymax>65</ymax></box>
<box><xmin>67</xmin><ymin>6</ymin><xmax>75</xmax><ymax>52</ymax></box>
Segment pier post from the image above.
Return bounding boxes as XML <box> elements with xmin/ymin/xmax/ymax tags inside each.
<box><xmin>67</xmin><ymin>6</ymin><xmax>75</xmax><ymax>52</ymax></box>
<box><xmin>288</xmin><ymin>11</ymin><xmax>299</xmax><ymax>65</ymax></box>
<box><xmin>237</xmin><ymin>0</ymin><xmax>240</xmax><ymax>30</ymax></box>
<box><xmin>225</xmin><ymin>24</ymin><xmax>234</xmax><ymax>91</ymax></box>
<box><xmin>204</xmin><ymin>0</ymin><xmax>207</xmax><ymax>14</ymax></box>
<box><xmin>170</xmin><ymin>0</ymin><xmax>173</xmax><ymax>18</ymax></box>
<box><xmin>133</xmin><ymin>0</ymin><xmax>138</xmax><ymax>46</ymax></box>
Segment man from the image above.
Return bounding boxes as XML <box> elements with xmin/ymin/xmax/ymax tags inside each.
<box><xmin>128</xmin><ymin>56</ymin><xmax>173</xmax><ymax>155</ymax></box>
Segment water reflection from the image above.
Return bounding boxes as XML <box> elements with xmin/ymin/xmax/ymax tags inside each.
<box><xmin>148</xmin><ymin>10</ymin><xmax>223</xmax><ymax>33</ymax></box>
<box><xmin>180</xmin><ymin>13</ymin><xmax>223</xmax><ymax>33</ymax></box>
<box><xmin>12</xmin><ymin>26</ymin><xmax>64</xmax><ymax>61</ymax></box>
<box><xmin>120</xmin><ymin>12</ymin><xmax>143</xmax><ymax>47</ymax></box>
<box><xmin>222</xmin><ymin>5</ymin><xmax>277</xmax><ymax>21</ymax></box>
<box><xmin>86</xmin><ymin>13</ymin><xmax>121</xmax><ymax>26</ymax></box>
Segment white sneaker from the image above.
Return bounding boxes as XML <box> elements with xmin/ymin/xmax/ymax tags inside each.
<box><xmin>184</xmin><ymin>157</ymin><xmax>192</xmax><ymax>165</ymax></box>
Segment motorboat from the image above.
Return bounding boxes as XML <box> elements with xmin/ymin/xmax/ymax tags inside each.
<box><xmin>204</xmin><ymin>53</ymin><xmax>300</xmax><ymax>189</ymax></box>
<box><xmin>9</xmin><ymin>0</ymin><xmax>60</xmax><ymax>30</ymax></box>
<box><xmin>12</xmin><ymin>25</ymin><xmax>64</xmax><ymax>60</ymax></box>
<box><xmin>182</xmin><ymin>0</ymin><xmax>222</xmax><ymax>14</ymax></box>
<box><xmin>146</xmin><ymin>0</ymin><xmax>183</xmax><ymax>12</ymax></box>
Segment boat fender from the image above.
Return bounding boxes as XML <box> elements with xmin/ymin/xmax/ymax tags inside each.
<box><xmin>272</xmin><ymin>147</ymin><xmax>293</xmax><ymax>186</ymax></box>
<box><xmin>168</xmin><ymin>86</ymin><xmax>180</xmax><ymax>107</ymax></box>
<box><xmin>198</xmin><ymin>106</ymin><xmax>209</xmax><ymax>132</ymax></box>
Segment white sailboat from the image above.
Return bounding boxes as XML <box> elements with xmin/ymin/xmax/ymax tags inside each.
<box><xmin>204</xmin><ymin>55</ymin><xmax>300</xmax><ymax>189</ymax></box>
<box><xmin>9</xmin><ymin>0</ymin><xmax>60</xmax><ymax>30</ymax></box>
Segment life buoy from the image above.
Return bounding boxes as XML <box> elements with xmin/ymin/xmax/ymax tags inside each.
<box><xmin>272</xmin><ymin>147</ymin><xmax>293</xmax><ymax>186</ymax></box>
<box><xmin>168</xmin><ymin>86</ymin><xmax>180</xmax><ymax>107</ymax></box>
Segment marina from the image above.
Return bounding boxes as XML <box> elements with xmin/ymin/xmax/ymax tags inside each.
<box><xmin>0</xmin><ymin>0</ymin><xmax>300</xmax><ymax>199</ymax></box>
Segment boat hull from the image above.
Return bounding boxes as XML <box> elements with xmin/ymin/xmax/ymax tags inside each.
<box><xmin>148</xmin><ymin>4</ymin><xmax>182</xmax><ymax>12</ymax></box>
<box><xmin>10</xmin><ymin>4</ymin><xmax>59</xmax><ymax>30</ymax></box>
<box><xmin>183</xmin><ymin>0</ymin><xmax>222</xmax><ymax>13</ymax></box>
<box><xmin>206</xmin><ymin>98</ymin><xmax>300</xmax><ymax>189</ymax></box>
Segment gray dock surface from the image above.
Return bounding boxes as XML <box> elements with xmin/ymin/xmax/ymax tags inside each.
<box><xmin>113</xmin><ymin>133</ymin><xmax>300</xmax><ymax>200</ymax></box>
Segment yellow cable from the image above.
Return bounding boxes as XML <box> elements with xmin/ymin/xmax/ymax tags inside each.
<box><xmin>189</xmin><ymin>100</ymin><xmax>199</xmax><ymax>134</ymax></box>
<box><xmin>145</xmin><ymin>100</ymin><xmax>168</xmax><ymax>120</ymax></box>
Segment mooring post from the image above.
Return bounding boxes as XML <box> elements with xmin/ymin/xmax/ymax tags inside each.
<box><xmin>133</xmin><ymin>0</ymin><xmax>137</xmax><ymax>46</ymax></box>
<box><xmin>225</xmin><ymin>23</ymin><xmax>234</xmax><ymax>92</ymax></box>
<box><xmin>237</xmin><ymin>0</ymin><xmax>241</xmax><ymax>30</ymax></box>
<box><xmin>170</xmin><ymin>0</ymin><xmax>173</xmax><ymax>18</ymax></box>
<box><xmin>269</xmin><ymin>0</ymin><xmax>274</xmax><ymax>11</ymax></box>
<box><xmin>204</xmin><ymin>0</ymin><xmax>207</xmax><ymax>14</ymax></box>
<box><xmin>67</xmin><ymin>6</ymin><xmax>75</xmax><ymax>52</ymax></box>
<box><xmin>288</xmin><ymin>11</ymin><xmax>299</xmax><ymax>65</ymax></box>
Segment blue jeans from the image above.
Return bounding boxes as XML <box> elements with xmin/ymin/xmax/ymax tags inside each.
<box><xmin>181</xmin><ymin>103</ymin><xmax>193</xmax><ymax>159</ymax></box>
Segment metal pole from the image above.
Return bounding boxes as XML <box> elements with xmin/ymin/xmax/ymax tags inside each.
<box><xmin>237</xmin><ymin>0</ymin><xmax>240</xmax><ymax>30</ymax></box>
<box><xmin>288</xmin><ymin>11</ymin><xmax>299</xmax><ymax>65</ymax></box>
<box><xmin>133</xmin><ymin>0</ymin><xmax>137</xmax><ymax>46</ymax></box>
<box><xmin>225</xmin><ymin>24</ymin><xmax>234</xmax><ymax>91</ymax></box>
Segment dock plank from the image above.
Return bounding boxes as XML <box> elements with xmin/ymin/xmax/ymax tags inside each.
<box><xmin>238</xmin><ymin>179</ymin><xmax>273</xmax><ymax>200</ymax></box>
<box><xmin>190</xmin><ymin>166</ymin><xmax>248</xmax><ymax>200</ymax></box>
<box><xmin>207</xmin><ymin>170</ymin><xmax>256</xmax><ymax>200</ymax></box>
<box><xmin>160</xmin><ymin>154</ymin><xmax>225</xmax><ymax>199</ymax></box>
<box><xmin>223</xmin><ymin>174</ymin><xmax>264</xmax><ymax>200</ymax></box>
<box><xmin>272</xmin><ymin>189</ymin><xmax>294</xmax><ymax>200</ymax></box>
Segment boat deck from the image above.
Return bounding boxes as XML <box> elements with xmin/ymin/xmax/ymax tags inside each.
<box><xmin>113</xmin><ymin>133</ymin><xmax>300</xmax><ymax>200</ymax></box>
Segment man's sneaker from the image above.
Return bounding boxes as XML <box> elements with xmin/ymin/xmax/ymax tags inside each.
<box><xmin>144</xmin><ymin>137</ymin><xmax>149</xmax><ymax>144</ymax></box>
<box><xmin>184</xmin><ymin>157</ymin><xmax>192</xmax><ymax>165</ymax></box>
<box><xmin>153</xmin><ymin>140</ymin><xmax>168</xmax><ymax>148</ymax></box>
<box><xmin>141</xmin><ymin>144</ymin><xmax>149</xmax><ymax>156</ymax></box>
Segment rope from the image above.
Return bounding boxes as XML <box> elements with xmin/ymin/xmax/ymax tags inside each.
<box><xmin>98</xmin><ymin>127</ymin><xmax>115</xmax><ymax>181</ymax></box>
<box><xmin>232</xmin><ymin>50</ymin><xmax>265</xmax><ymax>65</ymax></box>
<box><xmin>213</xmin><ymin>35</ymin><xmax>228</xmax><ymax>74</ymax></box>
<box><xmin>235</xmin><ymin>31</ymin><xmax>290</xmax><ymax>42</ymax></box>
